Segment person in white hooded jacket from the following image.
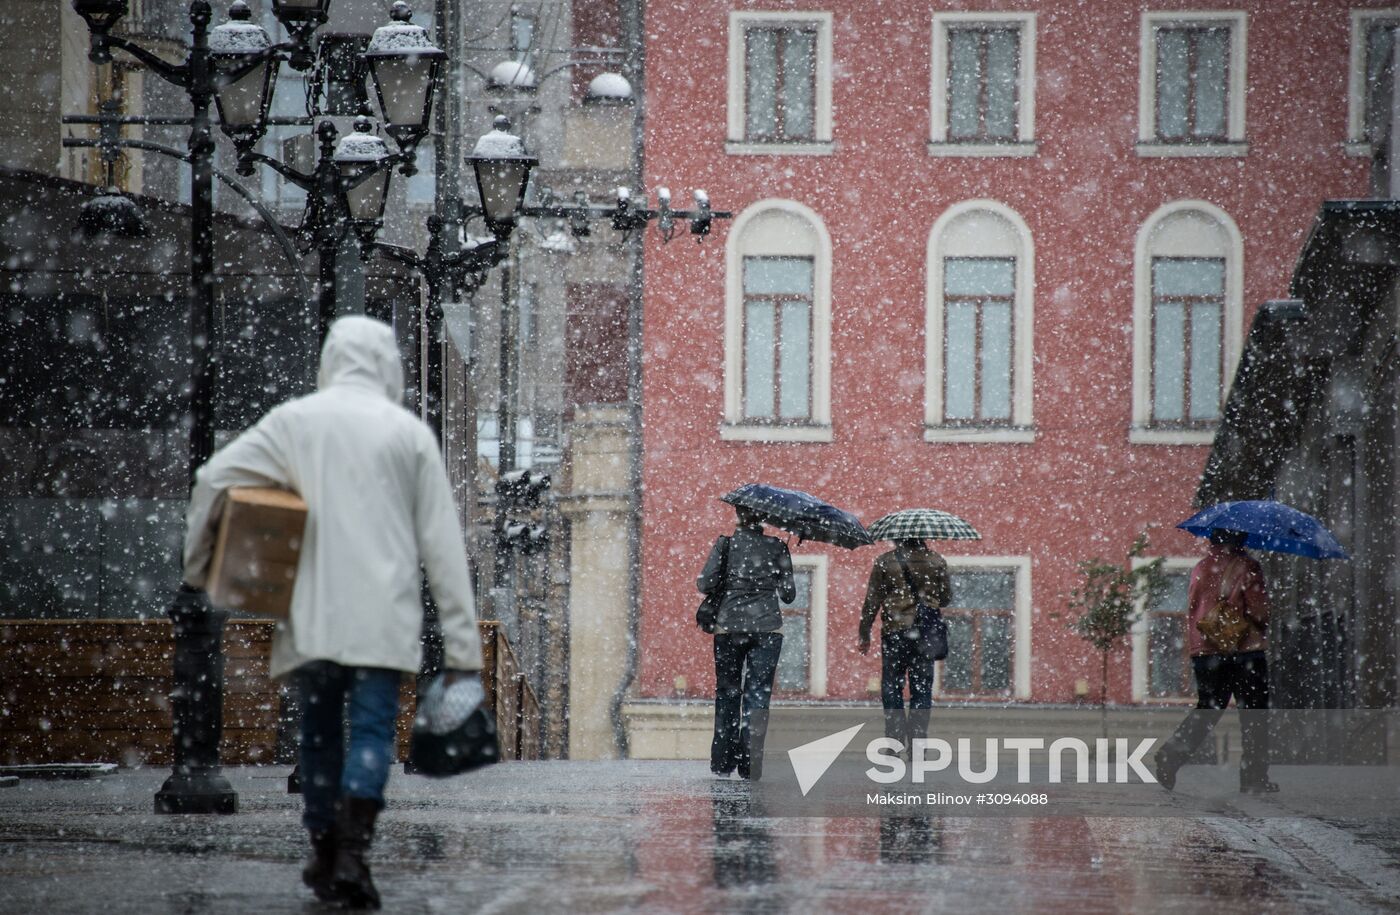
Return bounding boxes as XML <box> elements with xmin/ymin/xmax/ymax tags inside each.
<box><xmin>183</xmin><ymin>316</ymin><xmax>482</xmax><ymax>910</ymax></box>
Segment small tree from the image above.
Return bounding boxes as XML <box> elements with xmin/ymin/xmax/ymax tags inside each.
<box><xmin>1068</xmin><ymin>534</ymin><xmax>1168</xmax><ymax>737</ymax></box>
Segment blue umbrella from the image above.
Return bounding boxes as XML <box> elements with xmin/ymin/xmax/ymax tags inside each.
<box><xmin>722</xmin><ymin>484</ymin><xmax>874</xmax><ymax>549</ymax></box>
<box><xmin>1177</xmin><ymin>500</ymin><xmax>1350</xmax><ymax>560</ymax></box>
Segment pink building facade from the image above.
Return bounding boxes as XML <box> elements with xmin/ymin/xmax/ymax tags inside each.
<box><xmin>634</xmin><ymin>1</ymin><xmax>1385</xmax><ymax>711</ymax></box>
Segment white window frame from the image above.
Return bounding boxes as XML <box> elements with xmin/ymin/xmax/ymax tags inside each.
<box><xmin>1347</xmin><ymin>9</ymin><xmax>1400</xmax><ymax>155</ymax></box>
<box><xmin>1130</xmin><ymin>556</ymin><xmax>1198</xmax><ymax>703</ymax></box>
<box><xmin>723</xmin><ymin>199</ymin><xmax>833</xmax><ymax>442</ymax></box>
<box><xmin>1131</xmin><ymin>200</ymin><xmax>1243</xmax><ymax>444</ymax></box>
<box><xmin>1137</xmin><ymin>10</ymin><xmax>1248</xmax><ymax>157</ymax></box>
<box><xmin>936</xmin><ymin>556</ymin><xmax>1032</xmax><ymax>700</ymax></box>
<box><xmin>924</xmin><ymin>200</ymin><xmax>1036</xmax><ymax>443</ymax></box>
<box><xmin>727</xmin><ymin>10</ymin><xmax>835</xmax><ymax>155</ymax></box>
<box><xmin>785</xmin><ymin>554</ymin><xmax>829</xmax><ymax>697</ymax></box>
<box><xmin>928</xmin><ymin>12</ymin><xmax>1038</xmax><ymax>157</ymax></box>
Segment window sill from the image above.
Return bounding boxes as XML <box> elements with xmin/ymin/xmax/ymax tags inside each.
<box><xmin>720</xmin><ymin>423</ymin><xmax>833</xmax><ymax>443</ymax></box>
<box><xmin>926</xmin><ymin>140</ymin><xmax>1038</xmax><ymax>158</ymax></box>
<box><xmin>725</xmin><ymin>141</ymin><xmax>834</xmax><ymax>157</ymax></box>
<box><xmin>1345</xmin><ymin>140</ymin><xmax>1372</xmax><ymax>158</ymax></box>
<box><xmin>1136</xmin><ymin>141</ymin><xmax>1248</xmax><ymax>158</ymax></box>
<box><xmin>1128</xmin><ymin>426</ymin><xmax>1216</xmax><ymax>446</ymax></box>
<box><xmin>924</xmin><ymin>425</ymin><xmax>1036</xmax><ymax>444</ymax></box>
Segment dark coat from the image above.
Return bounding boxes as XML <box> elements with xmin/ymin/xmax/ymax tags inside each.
<box><xmin>859</xmin><ymin>545</ymin><xmax>953</xmax><ymax>641</ymax></box>
<box><xmin>697</xmin><ymin>525</ymin><xmax>796</xmax><ymax>634</ymax></box>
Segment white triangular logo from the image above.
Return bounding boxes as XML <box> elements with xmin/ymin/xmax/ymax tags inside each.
<box><xmin>787</xmin><ymin>724</ymin><xmax>864</xmax><ymax>796</ymax></box>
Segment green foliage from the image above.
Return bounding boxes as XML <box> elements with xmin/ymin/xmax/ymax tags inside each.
<box><xmin>1068</xmin><ymin>534</ymin><xmax>1170</xmax><ymax>706</ymax></box>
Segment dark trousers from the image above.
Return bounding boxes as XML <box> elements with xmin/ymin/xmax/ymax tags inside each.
<box><xmin>1164</xmin><ymin>651</ymin><xmax>1270</xmax><ymax>783</ymax></box>
<box><xmin>294</xmin><ymin>661</ymin><xmax>402</xmax><ymax>833</ymax></box>
<box><xmin>882</xmin><ymin>631</ymin><xmax>934</xmax><ymax>746</ymax></box>
<box><xmin>711</xmin><ymin>632</ymin><xmax>783</xmax><ymax>776</ymax></box>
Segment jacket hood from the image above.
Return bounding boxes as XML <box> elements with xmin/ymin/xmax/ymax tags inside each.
<box><xmin>317</xmin><ymin>316</ymin><xmax>404</xmax><ymax>402</ymax></box>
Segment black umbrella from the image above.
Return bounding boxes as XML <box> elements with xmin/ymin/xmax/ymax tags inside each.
<box><xmin>721</xmin><ymin>483</ymin><xmax>874</xmax><ymax>549</ymax></box>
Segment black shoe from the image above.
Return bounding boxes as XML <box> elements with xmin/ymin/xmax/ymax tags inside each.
<box><xmin>301</xmin><ymin>828</ymin><xmax>337</xmax><ymax>901</ymax></box>
<box><xmin>711</xmin><ymin>766</ymin><xmax>735</xmax><ymax>778</ymax></box>
<box><xmin>1240</xmin><ymin>778</ymin><xmax>1280</xmax><ymax>795</ymax></box>
<box><xmin>332</xmin><ymin>797</ymin><xmax>382</xmax><ymax>910</ymax></box>
<box><xmin>1154</xmin><ymin>747</ymin><xmax>1180</xmax><ymax>792</ymax></box>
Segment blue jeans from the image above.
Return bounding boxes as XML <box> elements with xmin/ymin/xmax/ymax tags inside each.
<box><xmin>711</xmin><ymin>632</ymin><xmax>783</xmax><ymax>775</ymax></box>
<box><xmin>882</xmin><ymin>631</ymin><xmax>934</xmax><ymax>746</ymax></box>
<box><xmin>295</xmin><ymin>662</ymin><xmax>402</xmax><ymax>833</ymax></box>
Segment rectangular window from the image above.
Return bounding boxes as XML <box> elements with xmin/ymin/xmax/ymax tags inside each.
<box><xmin>1364</xmin><ymin>20</ymin><xmax>1398</xmax><ymax>142</ymax></box>
<box><xmin>943</xmin><ymin>257</ymin><xmax>1014</xmax><ymax>425</ymax></box>
<box><xmin>947</xmin><ymin>26</ymin><xmax>1020</xmax><ymax>141</ymax></box>
<box><xmin>1146</xmin><ymin>569</ymin><xmax>1195</xmax><ymax>699</ymax></box>
<box><xmin>942</xmin><ymin>569</ymin><xmax>1016</xmax><ymax>696</ymax></box>
<box><xmin>744</xmin><ymin>25</ymin><xmax>817</xmax><ymax>142</ymax></box>
<box><xmin>1154</xmin><ymin>25</ymin><xmax>1230</xmax><ymax>142</ymax></box>
<box><xmin>742</xmin><ymin>256</ymin><xmax>813</xmax><ymax>422</ymax></box>
<box><xmin>775</xmin><ymin>567</ymin><xmax>813</xmax><ymax>692</ymax></box>
<box><xmin>510</xmin><ymin>8</ymin><xmax>536</xmax><ymax>54</ymax></box>
<box><xmin>260</xmin><ymin>68</ymin><xmax>310</xmax><ymax>210</ymax></box>
<box><xmin>1151</xmin><ymin>257</ymin><xmax>1225</xmax><ymax>426</ymax></box>
<box><xmin>406</xmin><ymin>141</ymin><xmax>435</xmax><ymax>205</ymax></box>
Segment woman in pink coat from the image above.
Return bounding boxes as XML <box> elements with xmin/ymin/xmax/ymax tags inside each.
<box><xmin>1154</xmin><ymin>529</ymin><xmax>1276</xmax><ymax>794</ymax></box>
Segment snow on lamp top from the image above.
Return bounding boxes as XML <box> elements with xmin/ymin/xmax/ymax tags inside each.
<box><xmin>584</xmin><ymin>72</ymin><xmax>633</xmax><ymax>102</ymax></box>
<box><xmin>488</xmin><ymin>59</ymin><xmax>538</xmax><ymax>91</ymax></box>
<box><xmin>334</xmin><ymin>120</ymin><xmax>391</xmax><ymax>164</ymax></box>
<box><xmin>210</xmin><ymin>1</ymin><xmax>270</xmax><ymax>57</ymax></box>
<box><xmin>366</xmin><ymin>2</ymin><xmax>442</xmax><ymax>57</ymax></box>
<box><xmin>470</xmin><ymin>117</ymin><xmax>529</xmax><ymax>160</ymax></box>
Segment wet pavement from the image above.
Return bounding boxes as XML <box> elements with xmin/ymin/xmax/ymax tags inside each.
<box><xmin>1</xmin><ymin>761</ymin><xmax>1398</xmax><ymax>914</ymax></box>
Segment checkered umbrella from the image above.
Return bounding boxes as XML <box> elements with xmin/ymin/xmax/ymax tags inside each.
<box><xmin>868</xmin><ymin>508</ymin><xmax>981</xmax><ymax>542</ymax></box>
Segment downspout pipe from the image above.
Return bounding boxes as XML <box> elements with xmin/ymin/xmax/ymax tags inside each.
<box><xmin>609</xmin><ymin>0</ymin><xmax>646</xmax><ymax>758</ymax></box>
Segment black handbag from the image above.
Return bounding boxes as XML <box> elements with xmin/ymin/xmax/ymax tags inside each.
<box><xmin>409</xmin><ymin>675</ymin><xmax>500</xmax><ymax>777</ymax></box>
<box><xmin>696</xmin><ymin>535</ymin><xmax>731</xmax><ymax>634</ymax></box>
<box><xmin>897</xmin><ymin>554</ymin><xmax>949</xmax><ymax>661</ymax></box>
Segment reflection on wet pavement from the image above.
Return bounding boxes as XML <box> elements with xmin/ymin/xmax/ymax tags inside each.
<box><xmin>1</xmin><ymin>761</ymin><xmax>1398</xmax><ymax>913</ymax></box>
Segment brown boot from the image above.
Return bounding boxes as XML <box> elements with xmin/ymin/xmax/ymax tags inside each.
<box><xmin>301</xmin><ymin>828</ymin><xmax>337</xmax><ymax>901</ymax></box>
<box><xmin>332</xmin><ymin>797</ymin><xmax>382</xmax><ymax>909</ymax></box>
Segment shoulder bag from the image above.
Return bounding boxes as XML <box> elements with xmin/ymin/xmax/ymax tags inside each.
<box><xmin>1196</xmin><ymin>558</ymin><xmax>1254</xmax><ymax>653</ymax></box>
<box><xmin>696</xmin><ymin>535</ymin><xmax>731</xmax><ymax>634</ymax></box>
<box><xmin>897</xmin><ymin>554</ymin><xmax>949</xmax><ymax>661</ymax></box>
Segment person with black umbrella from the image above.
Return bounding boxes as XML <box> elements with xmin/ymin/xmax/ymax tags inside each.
<box><xmin>697</xmin><ymin>504</ymin><xmax>796</xmax><ymax>780</ymax></box>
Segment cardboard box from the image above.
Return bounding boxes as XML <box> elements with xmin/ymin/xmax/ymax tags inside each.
<box><xmin>207</xmin><ymin>487</ymin><xmax>307</xmax><ymax>619</ymax></box>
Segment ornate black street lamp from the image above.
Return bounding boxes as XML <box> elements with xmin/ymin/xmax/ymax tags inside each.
<box><xmin>208</xmin><ymin>2</ymin><xmax>278</xmax><ymax>152</ymax></box>
<box><xmin>226</xmin><ymin>1</ymin><xmax>440</xmax><ymax>343</ymax></box>
<box><xmin>364</xmin><ymin>1</ymin><xmax>445</xmax><ymax>161</ymax></box>
<box><xmin>466</xmin><ymin>116</ymin><xmax>538</xmax><ymax>240</ymax></box>
<box><xmin>67</xmin><ymin>0</ymin><xmax>329</xmax><ymax>816</ymax></box>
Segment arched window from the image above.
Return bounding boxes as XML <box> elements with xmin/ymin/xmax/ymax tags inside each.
<box><xmin>924</xmin><ymin>201</ymin><xmax>1035</xmax><ymax>442</ymax></box>
<box><xmin>1132</xmin><ymin>201</ymin><xmax>1243</xmax><ymax>444</ymax></box>
<box><xmin>723</xmin><ymin>200</ymin><xmax>832</xmax><ymax>442</ymax></box>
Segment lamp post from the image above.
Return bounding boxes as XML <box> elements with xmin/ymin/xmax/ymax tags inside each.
<box><xmin>219</xmin><ymin>0</ymin><xmax>439</xmax><ymax>343</ymax></box>
<box><xmin>68</xmin><ymin>0</ymin><xmax>322</xmax><ymax>815</ymax></box>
